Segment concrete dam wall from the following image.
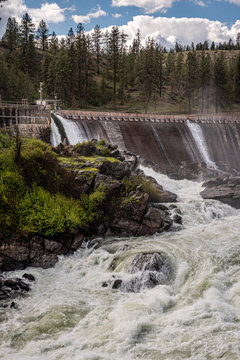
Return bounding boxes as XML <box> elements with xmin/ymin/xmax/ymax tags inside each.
<box><xmin>52</xmin><ymin>111</ymin><xmax>240</xmax><ymax>175</ymax></box>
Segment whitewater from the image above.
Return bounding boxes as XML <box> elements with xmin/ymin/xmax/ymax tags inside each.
<box><xmin>1</xmin><ymin>163</ymin><xmax>240</xmax><ymax>360</ymax></box>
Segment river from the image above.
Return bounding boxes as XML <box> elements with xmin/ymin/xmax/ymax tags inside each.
<box><xmin>0</xmin><ymin>166</ymin><xmax>240</xmax><ymax>360</ymax></box>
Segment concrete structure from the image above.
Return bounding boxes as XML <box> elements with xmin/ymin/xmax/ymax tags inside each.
<box><xmin>0</xmin><ymin>103</ymin><xmax>51</xmax><ymax>141</ymax></box>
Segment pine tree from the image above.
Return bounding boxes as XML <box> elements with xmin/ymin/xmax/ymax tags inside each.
<box><xmin>199</xmin><ymin>51</ymin><xmax>211</xmax><ymax>112</ymax></box>
<box><xmin>2</xmin><ymin>17</ymin><xmax>19</xmax><ymax>52</ymax></box>
<box><xmin>185</xmin><ymin>50</ymin><xmax>198</xmax><ymax>113</ymax></box>
<box><xmin>109</xmin><ymin>26</ymin><xmax>120</xmax><ymax>102</ymax></box>
<box><xmin>119</xmin><ymin>30</ymin><xmax>128</xmax><ymax>104</ymax></box>
<box><xmin>141</xmin><ymin>37</ymin><xmax>155</xmax><ymax>113</ymax></box>
<box><xmin>92</xmin><ymin>25</ymin><xmax>102</xmax><ymax>75</ymax></box>
<box><xmin>20</xmin><ymin>13</ymin><xmax>35</xmax><ymax>51</ymax></box>
<box><xmin>36</xmin><ymin>20</ymin><xmax>49</xmax><ymax>51</ymax></box>
<box><xmin>214</xmin><ymin>52</ymin><xmax>229</xmax><ymax>113</ymax></box>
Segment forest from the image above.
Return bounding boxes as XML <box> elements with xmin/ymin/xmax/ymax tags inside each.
<box><xmin>1</xmin><ymin>13</ymin><xmax>240</xmax><ymax>114</ymax></box>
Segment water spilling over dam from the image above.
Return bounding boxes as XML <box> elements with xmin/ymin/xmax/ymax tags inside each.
<box><xmin>51</xmin><ymin>111</ymin><xmax>240</xmax><ymax>176</ymax></box>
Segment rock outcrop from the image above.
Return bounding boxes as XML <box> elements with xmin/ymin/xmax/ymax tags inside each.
<box><xmin>0</xmin><ymin>139</ymin><xmax>178</xmax><ymax>271</ymax></box>
<box><xmin>200</xmin><ymin>176</ymin><xmax>240</xmax><ymax>208</ymax></box>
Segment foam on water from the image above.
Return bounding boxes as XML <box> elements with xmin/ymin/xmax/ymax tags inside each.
<box><xmin>1</xmin><ymin>167</ymin><xmax>240</xmax><ymax>359</ymax></box>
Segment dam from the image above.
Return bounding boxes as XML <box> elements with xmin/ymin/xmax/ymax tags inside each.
<box><xmin>52</xmin><ymin>110</ymin><xmax>240</xmax><ymax>177</ymax></box>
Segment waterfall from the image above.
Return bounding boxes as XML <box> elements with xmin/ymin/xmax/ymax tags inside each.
<box><xmin>186</xmin><ymin>120</ymin><xmax>218</xmax><ymax>169</ymax></box>
<box><xmin>50</xmin><ymin>116</ymin><xmax>62</xmax><ymax>147</ymax></box>
<box><xmin>53</xmin><ymin>114</ymin><xmax>89</xmax><ymax>145</ymax></box>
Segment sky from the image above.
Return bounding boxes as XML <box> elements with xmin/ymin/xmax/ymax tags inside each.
<box><xmin>1</xmin><ymin>0</ymin><xmax>240</xmax><ymax>48</ymax></box>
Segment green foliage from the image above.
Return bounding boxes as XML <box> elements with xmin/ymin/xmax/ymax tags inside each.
<box><xmin>74</xmin><ymin>141</ymin><xmax>96</xmax><ymax>156</ymax></box>
<box><xmin>98</xmin><ymin>139</ymin><xmax>106</xmax><ymax>146</ymax></box>
<box><xmin>0</xmin><ymin>131</ymin><xmax>14</xmax><ymax>149</ymax></box>
<box><xmin>81</xmin><ymin>185</ymin><xmax>106</xmax><ymax>221</ymax></box>
<box><xmin>0</xmin><ymin>169</ymin><xmax>25</xmax><ymax>230</ymax></box>
<box><xmin>20</xmin><ymin>138</ymin><xmax>62</xmax><ymax>191</ymax></box>
<box><xmin>18</xmin><ymin>186</ymin><xmax>88</xmax><ymax>236</ymax></box>
<box><xmin>124</xmin><ymin>174</ymin><xmax>161</xmax><ymax>200</ymax></box>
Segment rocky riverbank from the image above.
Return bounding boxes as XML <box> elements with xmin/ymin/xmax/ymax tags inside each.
<box><xmin>200</xmin><ymin>175</ymin><xmax>240</xmax><ymax>208</ymax></box>
<box><xmin>0</xmin><ymin>137</ymin><xmax>179</xmax><ymax>274</ymax></box>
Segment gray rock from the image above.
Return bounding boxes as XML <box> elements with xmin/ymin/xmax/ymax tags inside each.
<box><xmin>121</xmin><ymin>252</ymin><xmax>174</xmax><ymax>293</ymax></box>
<box><xmin>23</xmin><ymin>273</ymin><xmax>35</xmax><ymax>282</ymax></box>
<box><xmin>201</xmin><ymin>176</ymin><xmax>240</xmax><ymax>208</ymax></box>
<box><xmin>112</xmin><ymin>279</ymin><xmax>122</xmax><ymax>289</ymax></box>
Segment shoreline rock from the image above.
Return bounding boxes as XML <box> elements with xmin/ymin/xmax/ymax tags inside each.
<box><xmin>200</xmin><ymin>175</ymin><xmax>240</xmax><ymax>208</ymax></box>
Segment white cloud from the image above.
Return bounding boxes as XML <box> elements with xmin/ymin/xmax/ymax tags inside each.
<box><xmin>0</xmin><ymin>1</ymin><xmax>72</xmax><ymax>36</ymax></box>
<box><xmin>29</xmin><ymin>2</ymin><xmax>74</xmax><ymax>25</ymax></box>
<box><xmin>194</xmin><ymin>0</ymin><xmax>207</xmax><ymax>6</ymax></box>
<box><xmin>72</xmin><ymin>5</ymin><xmax>107</xmax><ymax>24</ymax></box>
<box><xmin>226</xmin><ymin>0</ymin><xmax>240</xmax><ymax>4</ymax></box>
<box><xmin>100</xmin><ymin>16</ymin><xmax>240</xmax><ymax>48</ymax></box>
<box><xmin>111</xmin><ymin>0</ymin><xmax>177</xmax><ymax>13</ymax></box>
<box><xmin>112</xmin><ymin>13</ymin><xmax>122</xmax><ymax>18</ymax></box>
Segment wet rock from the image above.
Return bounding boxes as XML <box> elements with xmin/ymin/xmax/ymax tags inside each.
<box><xmin>111</xmin><ymin>149</ymin><xmax>124</xmax><ymax>161</ymax></box>
<box><xmin>151</xmin><ymin>203</ymin><xmax>169</xmax><ymax>211</ymax></box>
<box><xmin>121</xmin><ymin>252</ymin><xmax>174</xmax><ymax>293</ymax></box>
<box><xmin>99</xmin><ymin>161</ymin><xmax>131</xmax><ymax>180</ymax></box>
<box><xmin>173</xmin><ymin>213</ymin><xmax>182</xmax><ymax>224</ymax></box>
<box><xmin>44</xmin><ymin>239</ymin><xmax>62</xmax><ymax>253</ymax></box>
<box><xmin>138</xmin><ymin>207</ymin><xmax>164</xmax><ymax>236</ymax></box>
<box><xmin>0</xmin><ymin>290</ymin><xmax>9</xmax><ymax>300</ymax></box>
<box><xmin>97</xmin><ymin>224</ymin><xmax>108</xmax><ymax>236</ymax></box>
<box><xmin>4</xmin><ymin>279</ymin><xmax>30</xmax><ymax>292</ymax></box>
<box><xmin>201</xmin><ymin>175</ymin><xmax>240</xmax><ymax>208</ymax></box>
<box><xmin>110</xmin><ymin>218</ymin><xmax>140</xmax><ymax>236</ymax></box>
<box><xmin>10</xmin><ymin>301</ymin><xmax>17</xmax><ymax>309</ymax></box>
<box><xmin>87</xmin><ymin>239</ymin><xmax>101</xmax><ymax>250</ymax></box>
<box><xmin>121</xmin><ymin>191</ymin><xmax>149</xmax><ymax>222</ymax></box>
<box><xmin>71</xmin><ymin>234</ymin><xmax>85</xmax><ymax>251</ymax></box>
<box><xmin>23</xmin><ymin>273</ymin><xmax>35</xmax><ymax>282</ymax></box>
<box><xmin>112</xmin><ymin>279</ymin><xmax>122</xmax><ymax>289</ymax></box>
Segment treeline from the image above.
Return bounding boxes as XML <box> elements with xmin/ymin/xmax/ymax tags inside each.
<box><xmin>1</xmin><ymin>13</ymin><xmax>240</xmax><ymax>113</ymax></box>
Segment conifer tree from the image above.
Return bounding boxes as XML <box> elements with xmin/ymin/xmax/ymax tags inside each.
<box><xmin>214</xmin><ymin>52</ymin><xmax>228</xmax><ymax>113</ymax></box>
<box><xmin>36</xmin><ymin>20</ymin><xmax>49</xmax><ymax>51</ymax></box>
<box><xmin>92</xmin><ymin>25</ymin><xmax>102</xmax><ymax>75</ymax></box>
<box><xmin>2</xmin><ymin>17</ymin><xmax>19</xmax><ymax>52</ymax></box>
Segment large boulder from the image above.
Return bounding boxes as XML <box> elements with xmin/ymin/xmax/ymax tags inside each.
<box><xmin>138</xmin><ymin>207</ymin><xmax>164</xmax><ymax>236</ymax></box>
<box><xmin>120</xmin><ymin>190</ymin><xmax>149</xmax><ymax>222</ymax></box>
<box><xmin>99</xmin><ymin>161</ymin><xmax>131</xmax><ymax>180</ymax></box>
<box><xmin>200</xmin><ymin>176</ymin><xmax>240</xmax><ymax>208</ymax></box>
<box><xmin>122</xmin><ymin>252</ymin><xmax>174</xmax><ymax>292</ymax></box>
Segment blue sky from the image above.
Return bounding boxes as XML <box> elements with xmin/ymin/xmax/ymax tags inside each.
<box><xmin>1</xmin><ymin>0</ymin><xmax>240</xmax><ymax>47</ymax></box>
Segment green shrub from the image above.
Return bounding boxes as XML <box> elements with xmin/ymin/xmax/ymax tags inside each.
<box><xmin>98</xmin><ymin>139</ymin><xmax>106</xmax><ymax>146</ymax></box>
<box><xmin>18</xmin><ymin>186</ymin><xmax>89</xmax><ymax>236</ymax></box>
<box><xmin>74</xmin><ymin>141</ymin><xmax>96</xmax><ymax>156</ymax></box>
<box><xmin>0</xmin><ymin>170</ymin><xmax>26</xmax><ymax>230</ymax></box>
<box><xmin>20</xmin><ymin>138</ymin><xmax>63</xmax><ymax>192</ymax></box>
<box><xmin>123</xmin><ymin>174</ymin><xmax>161</xmax><ymax>200</ymax></box>
<box><xmin>0</xmin><ymin>131</ymin><xmax>14</xmax><ymax>150</ymax></box>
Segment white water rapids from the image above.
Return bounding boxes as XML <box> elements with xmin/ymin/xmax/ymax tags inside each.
<box><xmin>1</xmin><ymin>166</ymin><xmax>240</xmax><ymax>359</ymax></box>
